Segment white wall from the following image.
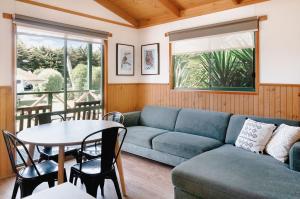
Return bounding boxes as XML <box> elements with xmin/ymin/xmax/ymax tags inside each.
<box><xmin>138</xmin><ymin>0</ymin><xmax>300</xmax><ymax>84</ymax></box>
<box><xmin>0</xmin><ymin>0</ymin><xmax>299</xmax><ymax>86</ymax></box>
<box><xmin>0</xmin><ymin>0</ymin><xmax>15</xmax><ymax>85</ymax></box>
<box><xmin>0</xmin><ymin>0</ymin><xmax>140</xmax><ymax>86</ymax></box>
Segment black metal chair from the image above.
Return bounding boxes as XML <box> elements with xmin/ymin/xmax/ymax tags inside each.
<box><xmin>33</xmin><ymin>112</ymin><xmax>80</xmax><ymax>163</ymax></box>
<box><xmin>80</xmin><ymin>112</ymin><xmax>124</xmax><ymax>160</ymax></box>
<box><xmin>2</xmin><ymin>130</ymin><xmax>67</xmax><ymax>198</ymax></box>
<box><xmin>69</xmin><ymin>126</ymin><xmax>127</xmax><ymax>199</ymax></box>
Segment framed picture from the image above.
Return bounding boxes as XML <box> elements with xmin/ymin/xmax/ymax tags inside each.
<box><xmin>141</xmin><ymin>43</ymin><xmax>160</xmax><ymax>75</ymax></box>
<box><xmin>116</xmin><ymin>43</ymin><xmax>134</xmax><ymax>76</ymax></box>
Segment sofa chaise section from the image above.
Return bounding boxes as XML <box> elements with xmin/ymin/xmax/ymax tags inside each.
<box><xmin>172</xmin><ymin>115</ymin><xmax>300</xmax><ymax>199</ymax></box>
<box><xmin>173</xmin><ymin>144</ymin><xmax>300</xmax><ymax>199</ymax></box>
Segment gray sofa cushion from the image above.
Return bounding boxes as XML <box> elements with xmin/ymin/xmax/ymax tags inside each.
<box><xmin>174</xmin><ymin>108</ymin><xmax>231</xmax><ymax>142</ymax></box>
<box><xmin>290</xmin><ymin>141</ymin><xmax>300</xmax><ymax>171</ymax></box>
<box><xmin>225</xmin><ymin>115</ymin><xmax>300</xmax><ymax>145</ymax></box>
<box><xmin>172</xmin><ymin>144</ymin><xmax>300</xmax><ymax>199</ymax></box>
<box><xmin>152</xmin><ymin>132</ymin><xmax>223</xmax><ymax>159</ymax></box>
<box><xmin>123</xmin><ymin>111</ymin><xmax>141</xmax><ymax>127</ymax></box>
<box><xmin>122</xmin><ymin>126</ymin><xmax>168</xmax><ymax>149</ymax></box>
<box><xmin>140</xmin><ymin>105</ymin><xmax>180</xmax><ymax>131</ymax></box>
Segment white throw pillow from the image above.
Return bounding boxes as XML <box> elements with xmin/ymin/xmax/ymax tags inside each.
<box><xmin>265</xmin><ymin>124</ymin><xmax>300</xmax><ymax>162</ymax></box>
<box><xmin>235</xmin><ymin>119</ymin><xmax>276</xmax><ymax>154</ymax></box>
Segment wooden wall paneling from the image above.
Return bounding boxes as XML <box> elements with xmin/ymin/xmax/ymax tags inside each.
<box><xmin>106</xmin><ymin>84</ymin><xmax>300</xmax><ymax>121</ymax></box>
<box><xmin>280</xmin><ymin>86</ymin><xmax>287</xmax><ymax>119</ymax></box>
<box><xmin>243</xmin><ymin>95</ymin><xmax>249</xmax><ymax>115</ymax></box>
<box><xmin>274</xmin><ymin>86</ymin><xmax>281</xmax><ymax>118</ymax></box>
<box><xmin>293</xmin><ymin>87</ymin><xmax>300</xmax><ymax>120</ymax></box>
<box><xmin>286</xmin><ymin>87</ymin><xmax>293</xmax><ymax>119</ymax></box>
<box><xmin>269</xmin><ymin>86</ymin><xmax>275</xmax><ymax>117</ymax></box>
<box><xmin>0</xmin><ymin>86</ymin><xmax>14</xmax><ymax>179</ymax></box>
<box><xmin>248</xmin><ymin>94</ymin><xmax>253</xmax><ymax>115</ymax></box>
<box><xmin>263</xmin><ymin>86</ymin><xmax>270</xmax><ymax>117</ymax></box>
<box><xmin>258</xmin><ymin>85</ymin><xmax>264</xmax><ymax>116</ymax></box>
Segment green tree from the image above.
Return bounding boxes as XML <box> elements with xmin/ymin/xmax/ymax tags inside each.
<box><xmin>70</xmin><ymin>64</ymin><xmax>101</xmax><ymax>90</ymax></box>
<box><xmin>17</xmin><ymin>41</ymin><xmax>64</xmax><ymax>74</ymax></box>
<box><xmin>174</xmin><ymin>48</ymin><xmax>254</xmax><ymax>89</ymax></box>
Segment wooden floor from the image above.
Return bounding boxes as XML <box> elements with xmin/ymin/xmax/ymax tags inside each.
<box><xmin>0</xmin><ymin>152</ymin><xmax>174</xmax><ymax>199</ymax></box>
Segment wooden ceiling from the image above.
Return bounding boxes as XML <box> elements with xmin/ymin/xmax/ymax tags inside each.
<box><xmin>95</xmin><ymin>0</ymin><xmax>269</xmax><ymax>28</ymax></box>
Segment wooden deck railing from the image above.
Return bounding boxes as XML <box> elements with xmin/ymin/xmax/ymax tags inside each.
<box><xmin>16</xmin><ymin>90</ymin><xmax>102</xmax><ymax>131</ymax></box>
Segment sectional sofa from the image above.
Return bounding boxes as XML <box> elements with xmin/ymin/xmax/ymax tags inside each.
<box><xmin>122</xmin><ymin>105</ymin><xmax>300</xmax><ymax>199</ymax></box>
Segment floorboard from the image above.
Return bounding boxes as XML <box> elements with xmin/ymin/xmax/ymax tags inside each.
<box><xmin>0</xmin><ymin>152</ymin><xmax>174</xmax><ymax>199</ymax></box>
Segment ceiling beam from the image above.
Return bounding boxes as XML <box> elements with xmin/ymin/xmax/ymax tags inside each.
<box><xmin>94</xmin><ymin>0</ymin><xmax>139</xmax><ymax>27</ymax></box>
<box><xmin>232</xmin><ymin>0</ymin><xmax>243</xmax><ymax>4</ymax></box>
<box><xmin>158</xmin><ymin>0</ymin><xmax>180</xmax><ymax>17</ymax></box>
<box><xmin>139</xmin><ymin>0</ymin><xmax>269</xmax><ymax>28</ymax></box>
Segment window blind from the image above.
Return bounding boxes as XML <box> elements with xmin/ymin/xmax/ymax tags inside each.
<box><xmin>168</xmin><ymin>16</ymin><xmax>258</xmax><ymax>42</ymax></box>
<box><xmin>13</xmin><ymin>14</ymin><xmax>111</xmax><ymax>39</ymax></box>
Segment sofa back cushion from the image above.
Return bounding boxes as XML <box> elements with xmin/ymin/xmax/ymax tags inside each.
<box><xmin>174</xmin><ymin>109</ymin><xmax>231</xmax><ymax>142</ymax></box>
<box><xmin>140</xmin><ymin>105</ymin><xmax>181</xmax><ymax>131</ymax></box>
<box><xmin>225</xmin><ymin>115</ymin><xmax>300</xmax><ymax>145</ymax></box>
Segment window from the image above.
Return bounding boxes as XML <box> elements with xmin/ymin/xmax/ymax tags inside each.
<box><xmin>172</xmin><ymin>31</ymin><xmax>256</xmax><ymax>92</ymax></box>
<box><xmin>169</xmin><ymin>17</ymin><xmax>259</xmax><ymax>92</ymax></box>
<box><xmin>16</xmin><ymin>26</ymin><xmax>104</xmax><ymax>128</ymax></box>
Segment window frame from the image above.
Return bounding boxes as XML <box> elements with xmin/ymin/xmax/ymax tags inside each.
<box><xmin>169</xmin><ymin>31</ymin><xmax>260</xmax><ymax>95</ymax></box>
<box><xmin>15</xmin><ymin>29</ymin><xmax>107</xmax><ymax>119</ymax></box>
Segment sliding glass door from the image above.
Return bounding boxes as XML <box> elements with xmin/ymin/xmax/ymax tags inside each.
<box><xmin>16</xmin><ymin>26</ymin><xmax>104</xmax><ymax>131</ymax></box>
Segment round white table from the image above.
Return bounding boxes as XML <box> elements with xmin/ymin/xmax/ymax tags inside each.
<box><xmin>17</xmin><ymin>120</ymin><xmax>127</xmax><ymax>195</ymax></box>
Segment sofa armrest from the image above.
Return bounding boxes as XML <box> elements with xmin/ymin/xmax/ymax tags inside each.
<box><xmin>289</xmin><ymin>141</ymin><xmax>300</xmax><ymax>172</ymax></box>
<box><xmin>123</xmin><ymin>111</ymin><xmax>141</xmax><ymax>127</ymax></box>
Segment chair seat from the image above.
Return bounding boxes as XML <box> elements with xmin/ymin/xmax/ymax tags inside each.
<box><xmin>39</xmin><ymin>146</ymin><xmax>78</xmax><ymax>157</ymax></box>
<box><xmin>71</xmin><ymin>159</ymin><xmax>103</xmax><ymax>175</ymax></box>
<box><xmin>18</xmin><ymin>160</ymin><xmax>58</xmax><ymax>179</ymax></box>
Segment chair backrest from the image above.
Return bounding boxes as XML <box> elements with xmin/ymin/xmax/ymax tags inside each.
<box><xmin>33</xmin><ymin>113</ymin><xmax>65</xmax><ymax>151</ymax></box>
<box><xmin>102</xmin><ymin>112</ymin><xmax>124</xmax><ymax>124</ymax></box>
<box><xmin>73</xmin><ymin>101</ymin><xmax>101</xmax><ymax>120</ymax></box>
<box><xmin>78</xmin><ymin>127</ymin><xmax>127</xmax><ymax>173</ymax></box>
<box><xmin>16</xmin><ymin>105</ymin><xmax>52</xmax><ymax>132</ymax></box>
<box><xmin>34</xmin><ymin>112</ymin><xmax>65</xmax><ymax>125</ymax></box>
<box><xmin>2</xmin><ymin>130</ymin><xmax>40</xmax><ymax>176</ymax></box>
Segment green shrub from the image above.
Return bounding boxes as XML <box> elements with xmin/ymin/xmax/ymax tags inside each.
<box><xmin>36</xmin><ymin>68</ymin><xmax>64</xmax><ymax>92</ymax></box>
<box><xmin>71</xmin><ymin>64</ymin><xmax>88</xmax><ymax>90</ymax></box>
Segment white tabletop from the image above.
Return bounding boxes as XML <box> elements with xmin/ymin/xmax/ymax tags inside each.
<box><xmin>17</xmin><ymin>120</ymin><xmax>123</xmax><ymax>146</ymax></box>
<box><xmin>24</xmin><ymin>182</ymin><xmax>94</xmax><ymax>199</ymax></box>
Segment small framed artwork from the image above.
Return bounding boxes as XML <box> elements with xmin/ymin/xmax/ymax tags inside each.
<box><xmin>141</xmin><ymin>43</ymin><xmax>160</xmax><ymax>75</ymax></box>
<box><xmin>116</xmin><ymin>43</ymin><xmax>134</xmax><ymax>76</ymax></box>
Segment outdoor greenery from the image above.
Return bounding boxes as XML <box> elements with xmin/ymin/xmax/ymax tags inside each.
<box><xmin>34</xmin><ymin>68</ymin><xmax>64</xmax><ymax>92</ymax></box>
<box><xmin>17</xmin><ymin>41</ymin><xmax>64</xmax><ymax>74</ymax></box>
<box><xmin>17</xmin><ymin>40</ymin><xmax>102</xmax><ymax>92</ymax></box>
<box><xmin>174</xmin><ymin>48</ymin><xmax>255</xmax><ymax>90</ymax></box>
<box><xmin>70</xmin><ymin>64</ymin><xmax>101</xmax><ymax>90</ymax></box>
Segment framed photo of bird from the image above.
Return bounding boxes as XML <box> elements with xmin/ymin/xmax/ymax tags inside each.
<box><xmin>116</xmin><ymin>43</ymin><xmax>134</xmax><ymax>76</ymax></box>
<box><xmin>141</xmin><ymin>43</ymin><xmax>160</xmax><ymax>75</ymax></box>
